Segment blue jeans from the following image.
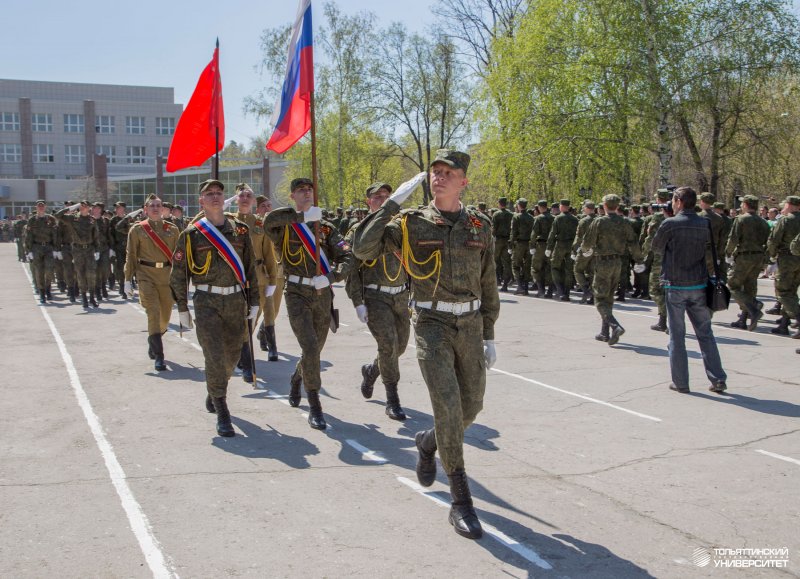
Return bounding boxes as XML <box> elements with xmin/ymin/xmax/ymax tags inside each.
<box><xmin>665</xmin><ymin>288</ymin><xmax>727</xmax><ymax>388</ymax></box>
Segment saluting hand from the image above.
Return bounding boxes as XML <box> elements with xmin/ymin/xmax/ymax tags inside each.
<box><xmin>303</xmin><ymin>206</ymin><xmax>323</xmax><ymax>223</ymax></box>
<box><xmin>389</xmin><ymin>172</ymin><xmax>427</xmax><ymax>206</ymax></box>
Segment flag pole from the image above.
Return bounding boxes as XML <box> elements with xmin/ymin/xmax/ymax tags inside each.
<box><xmin>214</xmin><ymin>38</ymin><xmax>220</xmax><ymax>181</ymax></box>
<box><xmin>310</xmin><ymin>69</ymin><xmax>321</xmax><ymax>280</ymax></box>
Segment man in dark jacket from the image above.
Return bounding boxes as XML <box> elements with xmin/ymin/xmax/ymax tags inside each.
<box><xmin>652</xmin><ymin>187</ymin><xmax>727</xmax><ymax>394</ymax></box>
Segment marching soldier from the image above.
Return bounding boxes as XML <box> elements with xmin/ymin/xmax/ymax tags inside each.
<box><xmin>546</xmin><ymin>199</ymin><xmax>579</xmax><ymax>301</ymax></box>
<box><xmin>13</xmin><ymin>214</ymin><xmax>28</xmax><ymax>262</ymax></box>
<box><xmin>92</xmin><ymin>202</ymin><xmax>112</xmax><ymax>301</ymax></box>
<box><xmin>263</xmin><ymin>177</ymin><xmax>353</xmax><ymax>430</ymax></box>
<box><xmin>109</xmin><ymin>202</ymin><xmax>129</xmax><ymax>297</ymax></box>
<box><xmin>170</xmin><ymin>179</ymin><xmax>260</xmax><ymax>437</ymax></box>
<box><xmin>171</xmin><ymin>205</ymin><xmax>187</xmax><ymax>232</ymax></box>
<box><xmin>353</xmin><ymin>149</ymin><xmax>500</xmax><ymax>541</ymax></box>
<box><xmin>491</xmin><ymin>197</ymin><xmax>513</xmax><ymax>291</ymax></box>
<box><xmin>510</xmin><ymin>198</ymin><xmax>534</xmax><ymax>295</ymax></box>
<box><xmin>699</xmin><ymin>193</ymin><xmax>726</xmax><ymax>279</ymax></box>
<box><xmin>642</xmin><ymin>190</ymin><xmax>671</xmax><ymax>331</ymax></box>
<box><xmin>530</xmin><ymin>199</ymin><xmax>554</xmax><ymax>298</ymax></box>
<box><xmin>56</xmin><ymin>200</ymin><xmax>99</xmax><ymax>309</ymax></box>
<box><xmin>345</xmin><ymin>182</ymin><xmax>411</xmax><ymax>421</ymax></box>
<box><xmin>255</xmin><ymin>195</ymin><xmax>283</xmax><ymax>359</ymax></box>
<box><xmin>628</xmin><ymin>205</ymin><xmax>647</xmax><ymax>297</ymax></box>
<box><xmin>766</xmin><ymin>195</ymin><xmax>800</xmax><ymax>336</ymax></box>
<box><xmin>24</xmin><ymin>200</ymin><xmax>57</xmax><ymax>303</ymax></box>
<box><xmin>124</xmin><ymin>195</ymin><xmax>179</xmax><ymax>371</ymax></box>
<box><xmin>572</xmin><ymin>200</ymin><xmax>597</xmax><ymax>304</ymax></box>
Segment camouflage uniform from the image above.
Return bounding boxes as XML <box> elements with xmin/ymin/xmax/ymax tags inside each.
<box><xmin>510</xmin><ymin>206</ymin><xmax>534</xmax><ymax>290</ymax></box>
<box><xmin>56</xmin><ymin>206</ymin><xmax>99</xmax><ymax>300</ymax></box>
<box><xmin>530</xmin><ymin>207</ymin><xmax>554</xmax><ymax>297</ymax></box>
<box><xmin>546</xmin><ymin>208</ymin><xmax>579</xmax><ymax>300</ymax></box>
<box><xmin>628</xmin><ymin>213</ymin><xmax>646</xmax><ymax>296</ymax></box>
<box><xmin>767</xmin><ymin>205</ymin><xmax>800</xmax><ymax>333</ymax></box>
<box><xmin>643</xmin><ymin>212</ymin><xmax>668</xmax><ymax>325</ymax></box>
<box><xmin>700</xmin><ymin>205</ymin><xmax>726</xmax><ymax>278</ymax></box>
<box><xmin>491</xmin><ymin>205</ymin><xmax>513</xmax><ymax>286</ymax></box>
<box><xmin>13</xmin><ymin>218</ymin><xmax>27</xmax><ymax>262</ymax></box>
<box><xmin>109</xmin><ymin>213</ymin><xmax>129</xmax><ymax>292</ymax></box>
<box><xmin>24</xmin><ymin>213</ymin><xmax>57</xmax><ymax>298</ymax></box>
<box><xmin>572</xmin><ymin>210</ymin><xmax>596</xmax><ymax>302</ymax></box>
<box><xmin>94</xmin><ymin>212</ymin><xmax>113</xmax><ymax>298</ymax></box>
<box><xmin>725</xmin><ymin>204</ymin><xmax>770</xmax><ymax>328</ymax></box>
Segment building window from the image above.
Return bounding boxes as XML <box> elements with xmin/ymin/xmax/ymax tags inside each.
<box><xmin>34</xmin><ymin>175</ymin><xmax>55</xmax><ymax>179</ymax></box>
<box><xmin>32</xmin><ymin>114</ymin><xmax>53</xmax><ymax>132</ymax></box>
<box><xmin>65</xmin><ymin>145</ymin><xmax>86</xmax><ymax>164</ymax></box>
<box><xmin>96</xmin><ymin>145</ymin><xmax>117</xmax><ymax>164</ymax></box>
<box><xmin>155</xmin><ymin>117</ymin><xmax>175</xmax><ymax>135</ymax></box>
<box><xmin>126</xmin><ymin>146</ymin><xmax>147</xmax><ymax>164</ymax></box>
<box><xmin>1</xmin><ymin>112</ymin><xmax>20</xmax><ymax>131</ymax></box>
<box><xmin>64</xmin><ymin>114</ymin><xmax>85</xmax><ymax>133</ymax></box>
<box><xmin>33</xmin><ymin>144</ymin><xmax>54</xmax><ymax>163</ymax></box>
<box><xmin>126</xmin><ymin>116</ymin><xmax>146</xmax><ymax>135</ymax></box>
<box><xmin>95</xmin><ymin>115</ymin><xmax>115</xmax><ymax>134</ymax></box>
<box><xmin>0</xmin><ymin>144</ymin><xmax>22</xmax><ymax>162</ymax></box>
<box><xmin>156</xmin><ymin>147</ymin><xmax>169</xmax><ymax>158</ymax></box>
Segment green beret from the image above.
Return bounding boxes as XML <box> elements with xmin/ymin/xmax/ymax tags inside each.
<box><xmin>699</xmin><ymin>192</ymin><xmax>715</xmax><ymax>203</ymax></box>
<box><xmin>656</xmin><ymin>189</ymin><xmax>670</xmax><ymax>201</ymax></box>
<box><xmin>741</xmin><ymin>195</ymin><xmax>760</xmax><ymax>208</ymax></box>
<box><xmin>559</xmin><ymin>199</ymin><xmax>571</xmax><ymax>206</ymax></box>
<box><xmin>537</xmin><ymin>199</ymin><xmax>548</xmax><ymax>208</ymax></box>
<box><xmin>713</xmin><ymin>202</ymin><xmax>725</xmax><ymax>209</ymax></box>
<box><xmin>498</xmin><ymin>197</ymin><xmax>508</xmax><ymax>205</ymax></box>
<box><xmin>366</xmin><ymin>182</ymin><xmax>392</xmax><ymax>197</ymax></box>
<box><xmin>431</xmin><ymin>149</ymin><xmax>471</xmax><ymax>174</ymax></box>
<box><xmin>517</xmin><ymin>198</ymin><xmax>528</xmax><ymax>207</ymax></box>
<box><xmin>290</xmin><ymin>177</ymin><xmax>313</xmax><ymax>192</ymax></box>
<box><xmin>782</xmin><ymin>195</ymin><xmax>800</xmax><ymax>206</ymax></box>
<box><xmin>199</xmin><ymin>179</ymin><xmax>224</xmax><ymax>193</ymax></box>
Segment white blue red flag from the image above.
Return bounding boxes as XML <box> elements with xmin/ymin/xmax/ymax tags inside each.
<box><xmin>266</xmin><ymin>0</ymin><xmax>313</xmax><ymax>154</ymax></box>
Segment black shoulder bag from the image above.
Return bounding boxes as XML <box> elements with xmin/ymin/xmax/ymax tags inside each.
<box><xmin>706</xmin><ymin>221</ymin><xmax>731</xmax><ymax>311</ymax></box>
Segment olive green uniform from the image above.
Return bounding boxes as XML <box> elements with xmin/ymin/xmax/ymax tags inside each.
<box><xmin>726</xmin><ymin>212</ymin><xmax>770</xmax><ymax>315</ymax></box>
<box><xmin>767</xmin><ymin>210</ymin><xmax>800</xmax><ymax>319</ymax></box>
<box><xmin>547</xmin><ymin>211</ymin><xmax>579</xmax><ymax>295</ymax></box>
<box><xmin>491</xmin><ymin>208</ymin><xmax>513</xmax><ymax>283</ymax></box>
<box><xmin>353</xmin><ymin>200</ymin><xmax>500</xmax><ymax>474</ymax></box>
<box><xmin>95</xmin><ymin>215</ymin><xmax>112</xmax><ymax>294</ymax></box>
<box><xmin>109</xmin><ymin>214</ymin><xmax>128</xmax><ymax>289</ymax></box>
<box><xmin>13</xmin><ymin>218</ymin><xmax>27</xmax><ymax>261</ymax></box>
<box><xmin>573</xmin><ymin>214</ymin><xmax>596</xmax><ymax>292</ymax></box>
<box><xmin>235</xmin><ymin>212</ymin><xmax>279</xmax><ymax>328</ymax></box>
<box><xmin>56</xmin><ymin>208</ymin><xmax>99</xmax><ymax>294</ymax></box>
<box><xmin>510</xmin><ymin>210</ymin><xmax>534</xmax><ymax>285</ymax></box>
<box><xmin>700</xmin><ymin>209</ymin><xmax>726</xmax><ymax>278</ymax></box>
<box><xmin>25</xmin><ymin>214</ymin><xmax>57</xmax><ymax>291</ymax></box>
<box><xmin>643</xmin><ymin>213</ymin><xmax>667</xmax><ymax>317</ymax></box>
<box><xmin>530</xmin><ymin>211</ymin><xmax>554</xmax><ymax>292</ymax></box>
<box><xmin>56</xmin><ymin>219</ymin><xmax>76</xmax><ymax>296</ymax></box>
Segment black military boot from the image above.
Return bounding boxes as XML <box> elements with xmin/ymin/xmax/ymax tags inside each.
<box><xmin>579</xmin><ymin>284</ymin><xmax>592</xmax><ymax>304</ymax></box>
<box><xmin>447</xmin><ymin>469</ymin><xmax>483</xmax><ymax>540</ymax></box>
<box><xmin>306</xmin><ymin>389</ymin><xmax>327</xmax><ymax>430</ymax></box>
<box><xmin>608</xmin><ymin>316</ymin><xmax>625</xmax><ymax>346</ymax></box>
<box><xmin>94</xmin><ymin>286</ymin><xmax>103</xmax><ymax>302</ymax></box>
<box><xmin>205</xmin><ymin>394</ymin><xmax>215</xmax><ymax>413</ymax></box>
<box><xmin>289</xmin><ymin>369</ymin><xmax>302</xmax><ymax>407</ymax></box>
<box><xmin>38</xmin><ymin>289</ymin><xmax>46</xmax><ymax>304</ymax></box>
<box><xmin>69</xmin><ymin>286</ymin><xmax>77</xmax><ymax>303</ymax></box>
<box><xmin>147</xmin><ymin>335</ymin><xmax>156</xmax><ymax>360</ymax></box>
<box><xmin>58</xmin><ymin>280</ymin><xmax>66</xmax><ymax>293</ymax></box>
<box><xmin>521</xmin><ymin>279</ymin><xmax>529</xmax><ymax>296</ymax></box>
<box><xmin>553</xmin><ymin>283</ymin><xmax>564</xmax><ymax>301</ymax></box>
<box><xmin>615</xmin><ymin>286</ymin><xmax>626</xmax><ymax>302</ymax></box>
<box><xmin>792</xmin><ymin>316</ymin><xmax>800</xmax><ymax>339</ymax></box>
<box><xmin>150</xmin><ymin>334</ymin><xmax>167</xmax><ymax>371</ymax></box>
<box><xmin>45</xmin><ymin>286</ymin><xmax>52</xmax><ymax>300</ymax></box>
<box><xmin>545</xmin><ymin>285</ymin><xmax>554</xmax><ymax>299</ymax></box>
<box><xmin>560</xmin><ymin>284</ymin><xmax>571</xmax><ymax>302</ymax></box>
<box><xmin>651</xmin><ymin>314</ymin><xmax>668</xmax><ymax>332</ymax></box>
<box><xmin>257</xmin><ymin>323</ymin><xmax>268</xmax><ymax>352</ymax></box>
<box><xmin>360</xmin><ymin>362</ymin><xmax>380</xmax><ymax>399</ymax></box>
<box><xmin>415</xmin><ymin>429</ymin><xmax>437</xmax><ymax>487</ymax></box>
<box><xmin>745</xmin><ymin>301</ymin><xmax>764</xmax><ymax>332</ymax></box>
<box><xmin>89</xmin><ymin>292</ymin><xmax>99</xmax><ymax>308</ymax></box>
<box><xmin>500</xmin><ymin>278</ymin><xmax>509</xmax><ymax>292</ymax></box>
<box><xmin>535</xmin><ymin>281</ymin><xmax>546</xmax><ymax>298</ymax></box>
<box><xmin>771</xmin><ymin>315</ymin><xmax>791</xmax><ymax>336</ymax></box>
<box><xmin>82</xmin><ymin>292</ymin><xmax>89</xmax><ymax>309</ymax></box>
<box><xmin>384</xmin><ymin>382</ymin><xmax>406</xmax><ymax>421</ymax></box>
<box><xmin>108</xmin><ymin>274</ymin><xmax>115</xmax><ymax>290</ymax></box>
<box><xmin>513</xmin><ymin>275</ymin><xmax>526</xmax><ymax>295</ymax></box>
<box><xmin>265</xmin><ymin>325</ymin><xmax>279</xmax><ymax>362</ymax></box>
<box><xmin>766</xmin><ymin>302</ymin><xmax>782</xmax><ymax>316</ymax></box>
<box><xmin>101</xmin><ymin>284</ymin><xmax>108</xmax><ymax>299</ymax></box>
<box><xmin>119</xmin><ymin>288</ymin><xmax>128</xmax><ymax>300</ymax></box>
<box><xmin>239</xmin><ymin>343</ymin><xmax>254</xmax><ymax>383</ymax></box>
<box><xmin>212</xmin><ymin>397</ymin><xmax>235</xmax><ymax>437</ymax></box>
<box><xmin>595</xmin><ymin>321</ymin><xmax>609</xmax><ymax>342</ymax></box>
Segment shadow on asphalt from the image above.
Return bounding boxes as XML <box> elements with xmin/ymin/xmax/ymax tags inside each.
<box><xmin>614</xmin><ymin>343</ymin><xmax>702</xmax><ymax>359</ymax></box>
<box><xmin>216</xmin><ymin>416</ymin><xmax>320</xmax><ymax>469</ymax></box>
<box><xmin>689</xmin><ymin>392</ymin><xmax>800</xmax><ymax>417</ymax></box>
<box><xmin>149</xmin><ymin>361</ymin><xmax>206</xmax><ymax>383</ymax></box>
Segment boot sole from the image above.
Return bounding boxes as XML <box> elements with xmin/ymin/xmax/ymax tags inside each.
<box><xmin>608</xmin><ymin>327</ymin><xmax>625</xmax><ymax>346</ymax></box>
<box><xmin>449</xmin><ymin>515</ymin><xmax>483</xmax><ymax>540</ymax></box>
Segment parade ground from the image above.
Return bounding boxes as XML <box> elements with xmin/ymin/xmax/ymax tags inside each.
<box><xmin>1</xmin><ymin>242</ymin><xmax>797</xmax><ymax>578</ymax></box>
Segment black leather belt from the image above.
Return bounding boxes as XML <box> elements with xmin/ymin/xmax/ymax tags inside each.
<box><xmin>139</xmin><ymin>259</ymin><xmax>171</xmax><ymax>268</ymax></box>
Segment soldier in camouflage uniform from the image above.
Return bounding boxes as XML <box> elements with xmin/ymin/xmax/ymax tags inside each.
<box><xmin>572</xmin><ymin>200</ymin><xmax>597</xmax><ymax>304</ymax></box>
<box><xmin>13</xmin><ymin>214</ymin><xmax>28</xmax><ymax>262</ymax></box>
<box><xmin>491</xmin><ymin>197</ymin><xmax>513</xmax><ymax>291</ymax></box>
<box><xmin>546</xmin><ymin>199</ymin><xmax>579</xmax><ymax>301</ymax></box>
<box><xmin>56</xmin><ymin>201</ymin><xmax>78</xmax><ymax>302</ymax></box>
<box><xmin>125</xmin><ymin>195</ymin><xmax>179</xmax><ymax>371</ymax></box>
<box><xmin>698</xmin><ymin>193</ymin><xmax>726</xmax><ymax>280</ymax></box>
<box><xmin>109</xmin><ymin>202</ymin><xmax>129</xmax><ymax>298</ymax></box>
<box><xmin>170</xmin><ymin>179</ymin><xmax>260</xmax><ymax>437</ymax></box>
<box><xmin>346</xmin><ymin>182</ymin><xmax>411</xmax><ymax>421</ymax></box>
<box><xmin>354</xmin><ymin>150</ymin><xmax>500</xmax><ymax>541</ymax></box>
<box><xmin>264</xmin><ymin>178</ymin><xmax>353</xmax><ymax>430</ymax></box>
<box><xmin>56</xmin><ymin>200</ymin><xmax>99</xmax><ymax>309</ymax></box>
<box><xmin>766</xmin><ymin>195</ymin><xmax>800</xmax><ymax>337</ymax></box>
<box><xmin>170</xmin><ymin>205</ymin><xmax>187</xmax><ymax>232</ymax></box>
<box><xmin>91</xmin><ymin>202</ymin><xmax>112</xmax><ymax>301</ymax></box>
<box><xmin>641</xmin><ymin>190</ymin><xmax>671</xmax><ymax>331</ymax></box>
<box><xmin>530</xmin><ymin>200</ymin><xmax>554</xmax><ymax>298</ymax></box>
<box><xmin>715</xmin><ymin>201</ymin><xmax>734</xmax><ymax>280</ymax></box>
<box><xmin>24</xmin><ymin>201</ymin><xmax>57</xmax><ymax>303</ymax></box>
<box><xmin>581</xmin><ymin>194</ymin><xmax>645</xmax><ymax>345</ymax></box>
<box><xmin>628</xmin><ymin>205</ymin><xmax>647</xmax><ymax>297</ymax></box>
<box><xmin>510</xmin><ymin>199</ymin><xmax>534</xmax><ymax>295</ymax></box>
<box><xmin>725</xmin><ymin>195</ymin><xmax>770</xmax><ymax>331</ymax></box>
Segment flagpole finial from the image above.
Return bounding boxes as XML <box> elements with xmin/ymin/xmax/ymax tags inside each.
<box><xmin>216</xmin><ymin>37</ymin><xmax>219</xmax><ymax>48</ymax></box>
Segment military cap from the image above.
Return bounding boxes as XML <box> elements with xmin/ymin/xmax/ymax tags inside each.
<box><xmin>603</xmin><ymin>194</ymin><xmax>621</xmax><ymax>208</ymax></box>
<box><xmin>346</xmin><ymin>208</ymin><xmax>353</xmax><ymax>214</ymax></box>
<box><xmin>114</xmin><ymin>201</ymin><xmax>126</xmax><ymax>208</ymax></box>
<box><xmin>666</xmin><ymin>184</ymin><xmax>677</xmax><ymax>192</ymax></box>
<box><xmin>478</xmin><ymin>202</ymin><xmax>487</xmax><ymax>209</ymax></box>
<box><xmin>559</xmin><ymin>198</ymin><xmax>571</xmax><ymax>207</ymax></box>
<box><xmin>144</xmin><ymin>194</ymin><xmax>159</xmax><ymax>205</ymax></box>
<box><xmin>79</xmin><ymin>199</ymin><xmax>90</xmax><ymax>206</ymax></box>
<box><xmin>65</xmin><ymin>200</ymin><xmax>75</xmax><ymax>206</ymax></box>
<box><xmin>498</xmin><ymin>196</ymin><xmax>508</xmax><ymax>205</ymax></box>
<box><xmin>235</xmin><ymin>182</ymin><xmax>253</xmax><ymax>192</ymax></box>
<box><xmin>631</xmin><ymin>204</ymin><xmax>641</xmax><ymax>211</ymax></box>
<box><xmin>173</xmin><ymin>204</ymin><xmax>184</xmax><ymax>212</ymax></box>
<box><xmin>582</xmin><ymin>199</ymin><xmax>596</xmax><ymax>209</ymax></box>
<box><xmin>741</xmin><ymin>195</ymin><xmax>760</xmax><ymax>208</ymax></box>
<box><xmin>713</xmin><ymin>201</ymin><xmax>725</xmax><ymax>209</ymax></box>
<box><xmin>551</xmin><ymin>203</ymin><xmax>560</xmax><ymax>210</ymax></box>
<box><xmin>467</xmin><ymin>204</ymin><xmax>476</xmax><ymax>210</ymax></box>
<box><xmin>699</xmin><ymin>192</ymin><xmax>715</xmax><ymax>204</ymax></box>
<box><xmin>782</xmin><ymin>195</ymin><xmax>800</xmax><ymax>206</ymax></box>
<box><xmin>656</xmin><ymin>189</ymin><xmax>670</xmax><ymax>201</ymax></box>
<box><xmin>35</xmin><ymin>199</ymin><xmax>46</xmax><ymax>206</ymax></box>
<box><xmin>431</xmin><ymin>149</ymin><xmax>471</xmax><ymax>174</ymax></box>
<box><xmin>290</xmin><ymin>177</ymin><xmax>313</xmax><ymax>192</ymax></box>
<box><xmin>517</xmin><ymin>198</ymin><xmax>528</xmax><ymax>207</ymax></box>
<box><xmin>255</xmin><ymin>195</ymin><xmax>267</xmax><ymax>205</ymax></box>
<box><xmin>199</xmin><ymin>179</ymin><xmax>224</xmax><ymax>193</ymax></box>
<box><xmin>537</xmin><ymin>199</ymin><xmax>548</xmax><ymax>208</ymax></box>
<box><xmin>93</xmin><ymin>201</ymin><xmax>105</xmax><ymax>209</ymax></box>
<box><xmin>162</xmin><ymin>201</ymin><xmax>173</xmax><ymax>209</ymax></box>
<box><xmin>366</xmin><ymin>182</ymin><xmax>392</xmax><ymax>197</ymax></box>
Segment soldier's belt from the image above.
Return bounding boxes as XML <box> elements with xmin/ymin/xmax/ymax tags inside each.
<box><xmin>595</xmin><ymin>254</ymin><xmax>621</xmax><ymax>261</ymax></box>
<box><xmin>138</xmin><ymin>259</ymin><xmax>171</xmax><ymax>269</ymax></box>
<box><xmin>735</xmin><ymin>250</ymin><xmax>764</xmax><ymax>255</ymax></box>
<box><xmin>287</xmin><ymin>275</ymin><xmax>314</xmax><ymax>286</ymax></box>
<box><xmin>72</xmin><ymin>243</ymin><xmax>92</xmax><ymax>248</ymax></box>
<box><xmin>411</xmin><ymin>299</ymin><xmax>481</xmax><ymax>316</ymax></box>
<box><xmin>194</xmin><ymin>284</ymin><xmax>242</xmax><ymax>295</ymax></box>
<box><xmin>365</xmin><ymin>283</ymin><xmax>406</xmax><ymax>295</ymax></box>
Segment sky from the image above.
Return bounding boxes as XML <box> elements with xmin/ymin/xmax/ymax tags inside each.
<box><xmin>3</xmin><ymin>0</ymin><xmax>433</xmax><ymax>146</ymax></box>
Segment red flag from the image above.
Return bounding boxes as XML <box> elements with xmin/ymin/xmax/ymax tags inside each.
<box><xmin>166</xmin><ymin>45</ymin><xmax>225</xmax><ymax>173</ymax></box>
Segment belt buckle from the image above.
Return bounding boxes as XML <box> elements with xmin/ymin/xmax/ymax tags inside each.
<box><xmin>155</xmin><ymin>262</ymin><xmax>164</xmax><ymax>269</ymax></box>
<box><xmin>452</xmin><ymin>302</ymin><xmax>465</xmax><ymax>315</ymax></box>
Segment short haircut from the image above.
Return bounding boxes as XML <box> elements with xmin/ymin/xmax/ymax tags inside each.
<box><xmin>673</xmin><ymin>186</ymin><xmax>697</xmax><ymax>209</ymax></box>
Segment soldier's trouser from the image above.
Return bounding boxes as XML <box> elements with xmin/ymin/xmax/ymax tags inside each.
<box><xmin>531</xmin><ymin>242</ymin><xmax>551</xmax><ymax>288</ymax></box>
<box><xmin>113</xmin><ymin>246</ymin><xmax>127</xmax><ymax>283</ymax></box>
<box><xmin>573</xmin><ymin>254</ymin><xmax>593</xmax><ymax>288</ymax></box>
<box><xmin>727</xmin><ymin>254</ymin><xmax>763</xmax><ymax>311</ymax></box>
<box><xmin>194</xmin><ymin>291</ymin><xmax>247</xmax><ymax>399</ymax></box>
<box><xmin>139</xmin><ymin>280</ymin><xmax>174</xmax><ymax>335</ymax></box>
<box><xmin>550</xmin><ymin>245</ymin><xmax>574</xmax><ymax>289</ymax></box>
<box><xmin>96</xmin><ymin>251</ymin><xmax>110</xmax><ymax>287</ymax></box>
<box><xmin>31</xmin><ymin>245</ymin><xmax>54</xmax><ymax>289</ymax></box>
<box><xmin>285</xmin><ymin>283</ymin><xmax>332</xmax><ymax>392</ymax></box>
<box><xmin>414</xmin><ymin>309</ymin><xmax>485</xmax><ymax>474</ymax></box>
<box><xmin>619</xmin><ymin>255</ymin><xmax>632</xmax><ymax>289</ymax></box>
<box><xmin>61</xmin><ymin>248</ymin><xmax>75</xmax><ymax>288</ymax></box>
<box><xmin>774</xmin><ymin>255</ymin><xmax>800</xmax><ymax>317</ymax></box>
<box><xmin>511</xmin><ymin>241</ymin><xmax>532</xmax><ymax>283</ymax></box>
<box><xmin>493</xmin><ymin>237</ymin><xmax>512</xmax><ymax>282</ymax></box>
<box><xmin>72</xmin><ymin>247</ymin><xmax>97</xmax><ymax>293</ymax></box>
<box><xmin>54</xmin><ymin>256</ymin><xmax>64</xmax><ymax>285</ymax></box>
<box><xmin>16</xmin><ymin>239</ymin><xmax>25</xmax><ymax>261</ymax></box>
<box><xmin>365</xmin><ymin>290</ymin><xmax>411</xmax><ymax>384</ymax></box>
<box><xmin>649</xmin><ymin>261</ymin><xmax>665</xmax><ymax>316</ymax></box>
<box><xmin>266</xmin><ymin>266</ymin><xmax>285</xmax><ymax>325</ymax></box>
<box><xmin>592</xmin><ymin>257</ymin><xmax>622</xmax><ymax>319</ymax></box>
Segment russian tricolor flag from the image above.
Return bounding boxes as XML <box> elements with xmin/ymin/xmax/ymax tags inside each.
<box><xmin>266</xmin><ymin>0</ymin><xmax>314</xmax><ymax>154</ymax></box>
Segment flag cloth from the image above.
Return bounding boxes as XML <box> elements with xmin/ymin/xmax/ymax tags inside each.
<box><xmin>266</xmin><ymin>0</ymin><xmax>313</xmax><ymax>154</ymax></box>
<box><xmin>166</xmin><ymin>45</ymin><xmax>225</xmax><ymax>172</ymax></box>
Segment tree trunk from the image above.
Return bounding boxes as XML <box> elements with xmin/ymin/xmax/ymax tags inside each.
<box><xmin>677</xmin><ymin>112</ymin><xmax>709</xmax><ymax>192</ymax></box>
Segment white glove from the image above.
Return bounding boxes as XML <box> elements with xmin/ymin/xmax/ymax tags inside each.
<box><xmin>222</xmin><ymin>194</ymin><xmax>237</xmax><ymax>209</ymax></box>
<box><xmin>544</xmin><ymin>249</ymin><xmax>552</xmax><ymax>258</ymax></box>
<box><xmin>248</xmin><ymin>305</ymin><xmax>259</xmax><ymax>320</ymax></box>
<box><xmin>69</xmin><ymin>202</ymin><xmax>81</xmax><ymax>211</ymax></box>
<box><xmin>312</xmin><ymin>275</ymin><xmax>330</xmax><ymax>290</ymax></box>
<box><xmin>124</xmin><ymin>281</ymin><xmax>133</xmax><ymax>295</ymax></box>
<box><xmin>571</xmin><ymin>253</ymin><xmax>578</xmax><ymax>261</ymax></box>
<box><xmin>52</xmin><ymin>251</ymin><xmax>58</xmax><ymax>259</ymax></box>
<box><xmin>179</xmin><ymin>310</ymin><xmax>193</xmax><ymax>329</ymax></box>
<box><xmin>389</xmin><ymin>172</ymin><xmax>427</xmax><ymax>205</ymax></box>
<box><xmin>582</xmin><ymin>248</ymin><xmax>594</xmax><ymax>258</ymax></box>
<box><xmin>529</xmin><ymin>248</ymin><xmax>536</xmax><ymax>256</ymax></box>
<box><xmin>302</xmin><ymin>206</ymin><xmax>323</xmax><ymax>223</ymax></box>
<box><xmin>265</xmin><ymin>285</ymin><xmax>276</xmax><ymax>298</ymax></box>
<box><xmin>356</xmin><ymin>304</ymin><xmax>369</xmax><ymax>324</ymax></box>
<box><xmin>483</xmin><ymin>340</ymin><xmax>497</xmax><ymax>370</ymax></box>
<box><xmin>508</xmin><ymin>248</ymin><xmax>513</xmax><ymax>255</ymax></box>
<box><xmin>633</xmin><ymin>263</ymin><xmax>646</xmax><ymax>274</ymax></box>
<box><xmin>110</xmin><ymin>249</ymin><xmax>115</xmax><ymax>258</ymax></box>
<box><xmin>26</xmin><ymin>252</ymin><xmax>33</xmax><ymax>261</ymax></box>
<box><xmin>726</xmin><ymin>255</ymin><xmax>735</xmax><ymax>265</ymax></box>
<box><xmin>94</xmin><ymin>252</ymin><xmax>100</xmax><ymax>261</ymax></box>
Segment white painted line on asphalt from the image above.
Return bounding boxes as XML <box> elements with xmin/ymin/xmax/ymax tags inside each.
<box><xmin>490</xmin><ymin>368</ymin><xmax>662</xmax><ymax>422</ymax></box>
<box><xmin>345</xmin><ymin>439</ymin><xmax>388</xmax><ymax>463</ymax></box>
<box><xmin>22</xmin><ymin>266</ymin><xmax>177</xmax><ymax>578</ymax></box>
<box><xmin>755</xmin><ymin>449</ymin><xmax>800</xmax><ymax>466</ymax></box>
<box><xmin>126</xmin><ymin>302</ymin><xmax>203</xmax><ymax>353</ymax></box>
<box><xmin>397</xmin><ymin>476</ymin><xmax>553</xmax><ymax>570</ymax></box>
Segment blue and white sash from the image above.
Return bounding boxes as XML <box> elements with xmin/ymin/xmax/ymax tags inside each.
<box><xmin>195</xmin><ymin>217</ymin><xmax>247</xmax><ymax>286</ymax></box>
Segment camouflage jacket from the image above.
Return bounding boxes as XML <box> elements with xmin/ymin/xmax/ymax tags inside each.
<box><xmin>546</xmin><ymin>212</ymin><xmax>579</xmax><ymax>250</ymax></box>
<box><xmin>25</xmin><ymin>214</ymin><xmax>57</xmax><ymax>250</ymax></box>
<box><xmin>582</xmin><ymin>213</ymin><xmax>643</xmax><ymax>261</ymax></box>
<box><xmin>344</xmin><ymin>222</ymin><xmax>408</xmax><ymax>307</ymax></box>
<box><xmin>530</xmin><ymin>211</ymin><xmax>554</xmax><ymax>245</ymax></box>
<box><xmin>725</xmin><ymin>212</ymin><xmax>770</xmax><ymax>257</ymax></box>
<box><xmin>510</xmin><ymin>211</ymin><xmax>534</xmax><ymax>243</ymax></box>
<box><xmin>491</xmin><ymin>208</ymin><xmax>513</xmax><ymax>239</ymax></box>
<box><xmin>767</xmin><ymin>211</ymin><xmax>800</xmax><ymax>258</ymax></box>
<box><xmin>572</xmin><ymin>213</ymin><xmax>596</xmax><ymax>253</ymax></box>
<box><xmin>56</xmin><ymin>208</ymin><xmax>98</xmax><ymax>248</ymax></box>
